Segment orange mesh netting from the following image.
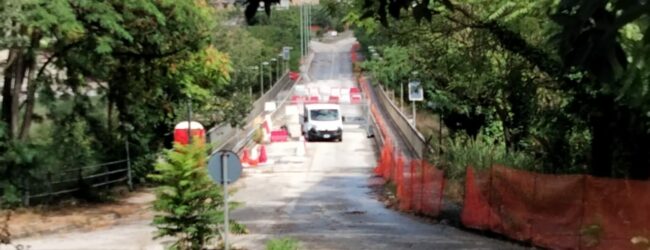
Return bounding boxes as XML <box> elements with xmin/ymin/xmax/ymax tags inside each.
<box><xmin>355</xmin><ymin>45</ymin><xmax>445</xmax><ymax>218</ymax></box>
<box><xmin>462</xmin><ymin>165</ymin><xmax>650</xmax><ymax>250</ymax></box>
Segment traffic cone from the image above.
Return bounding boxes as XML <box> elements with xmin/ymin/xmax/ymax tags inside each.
<box><xmin>249</xmin><ymin>144</ymin><xmax>259</xmax><ymax>167</ymax></box>
<box><xmin>296</xmin><ymin>136</ymin><xmax>306</xmax><ymax>156</ymax></box>
<box><xmin>239</xmin><ymin>148</ymin><xmax>250</xmax><ymax>165</ymax></box>
<box><xmin>258</xmin><ymin>144</ymin><xmax>268</xmax><ymax>164</ymax></box>
<box><xmin>262</xmin><ymin>121</ymin><xmax>271</xmax><ymax>144</ymax></box>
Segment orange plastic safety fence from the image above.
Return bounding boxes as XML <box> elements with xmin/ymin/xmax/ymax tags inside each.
<box><xmin>421</xmin><ymin>161</ymin><xmax>445</xmax><ymax>217</ymax></box>
<box><xmin>410</xmin><ymin>160</ymin><xmax>421</xmax><ymax>212</ymax></box>
<box><xmin>355</xmin><ymin>44</ymin><xmax>445</xmax><ymax>218</ymax></box>
<box><xmin>462</xmin><ymin>165</ymin><xmax>650</xmax><ymax>250</ymax></box>
<box><xmin>582</xmin><ymin>176</ymin><xmax>650</xmax><ymax>249</ymax></box>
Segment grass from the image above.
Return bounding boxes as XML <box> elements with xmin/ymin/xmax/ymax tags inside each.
<box><xmin>442</xmin><ymin>133</ymin><xmax>537</xmax><ymax>180</ymax></box>
<box><xmin>266</xmin><ymin>237</ymin><xmax>300</xmax><ymax>250</ymax></box>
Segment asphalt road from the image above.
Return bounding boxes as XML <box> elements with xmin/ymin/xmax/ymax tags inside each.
<box><xmin>229</xmin><ymin>38</ymin><xmax>524</xmax><ymax>249</ymax></box>
<box><xmin>13</xmin><ymin>37</ymin><xmax>524</xmax><ymax>250</ymax></box>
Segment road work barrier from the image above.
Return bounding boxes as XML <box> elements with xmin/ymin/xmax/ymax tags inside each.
<box><xmin>207</xmin><ymin>71</ymin><xmax>294</xmax><ymax>153</ymax></box>
<box><xmin>354</xmin><ymin>43</ymin><xmax>445</xmax><ymax>217</ymax></box>
<box><xmin>462</xmin><ymin>166</ymin><xmax>650</xmax><ymax>250</ymax></box>
<box><xmin>355</xmin><ymin>41</ymin><xmax>650</xmax><ymax>249</ymax></box>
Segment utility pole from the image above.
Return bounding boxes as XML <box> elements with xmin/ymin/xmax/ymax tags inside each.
<box><xmin>300</xmin><ymin>2</ymin><xmax>304</xmax><ymax>58</ymax></box>
<box><xmin>187</xmin><ymin>96</ymin><xmax>192</xmax><ymax>144</ymax></box>
<box><xmin>261</xmin><ymin>62</ymin><xmax>267</xmax><ymax>94</ymax></box>
<box><xmin>306</xmin><ymin>1</ymin><xmax>310</xmax><ymax>49</ymax></box>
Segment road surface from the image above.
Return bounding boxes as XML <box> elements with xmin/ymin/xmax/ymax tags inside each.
<box><xmin>228</xmin><ymin>38</ymin><xmax>523</xmax><ymax>249</ymax></box>
<box><xmin>14</xmin><ymin>38</ymin><xmax>524</xmax><ymax>250</ymax></box>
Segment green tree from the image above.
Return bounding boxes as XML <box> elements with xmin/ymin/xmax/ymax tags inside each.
<box><xmin>149</xmin><ymin>140</ymin><xmax>225</xmax><ymax>250</ymax></box>
<box><xmin>347</xmin><ymin>0</ymin><xmax>650</xmax><ymax>179</ymax></box>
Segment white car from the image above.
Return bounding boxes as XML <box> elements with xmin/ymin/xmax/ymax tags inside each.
<box><xmin>301</xmin><ymin>103</ymin><xmax>344</xmax><ymax>142</ymax></box>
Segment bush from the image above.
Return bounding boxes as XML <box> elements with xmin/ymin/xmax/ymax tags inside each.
<box><xmin>149</xmin><ymin>140</ymin><xmax>229</xmax><ymax>250</ymax></box>
<box><xmin>252</xmin><ymin>125</ymin><xmax>264</xmax><ymax>144</ymax></box>
<box><xmin>442</xmin><ymin>133</ymin><xmax>537</xmax><ymax>180</ymax></box>
<box><xmin>266</xmin><ymin>237</ymin><xmax>299</xmax><ymax>250</ymax></box>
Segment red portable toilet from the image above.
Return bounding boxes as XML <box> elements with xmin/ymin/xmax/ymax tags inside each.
<box><xmin>174</xmin><ymin>121</ymin><xmax>205</xmax><ymax>145</ymax></box>
<box><xmin>289</xmin><ymin>72</ymin><xmax>300</xmax><ymax>81</ymax></box>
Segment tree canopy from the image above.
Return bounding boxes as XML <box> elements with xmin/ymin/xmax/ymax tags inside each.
<box><xmin>341</xmin><ymin>0</ymin><xmax>650</xmax><ymax>179</ymax></box>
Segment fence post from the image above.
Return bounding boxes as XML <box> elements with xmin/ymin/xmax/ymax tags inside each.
<box><xmin>47</xmin><ymin>172</ymin><xmax>53</xmax><ymax>204</ymax></box>
<box><xmin>22</xmin><ymin>176</ymin><xmax>29</xmax><ymax>206</ymax></box>
<box><xmin>125</xmin><ymin>139</ymin><xmax>133</xmax><ymax>191</ymax></box>
<box><xmin>104</xmin><ymin>161</ymin><xmax>110</xmax><ymax>191</ymax></box>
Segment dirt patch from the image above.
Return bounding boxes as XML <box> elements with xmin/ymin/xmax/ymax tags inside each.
<box><xmin>4</xmin><ymin>188</ymin><xmax>154</xmax><ymax>239</ymax></box>
<box><xmin>415</xmin><ymin>111</ymin><xmax>447</xmax><ymax>141</ymax></box>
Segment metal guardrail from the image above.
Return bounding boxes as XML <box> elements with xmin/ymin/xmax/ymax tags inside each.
<box><xmin>207</xmin><ymin>71</ymin><xmax>294</xmax><ymax>153</ymax></box>
<box><xmin>367</xmin><ymin>104</ymin><xmax>384</xmax><ymax>156</ymax></box>
<box><xmin>22</xmin><ymin>158</ymin><xmax>132</xmax><ymax>205</ymax></box>
<box><xmin>374</xmin><ymin>84</ymin><xmax>427</xmax><ymax>159</ymax></box>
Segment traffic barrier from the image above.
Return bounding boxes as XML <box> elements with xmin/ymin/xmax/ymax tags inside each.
<box><xmin>328</xmin><ymin>95</ymin><xmax>340</xmax><ymax>104</ymax></box>
<box><xmin>356</xmin><ymin>44</ymin><xmax>445</xmax><ymax>217</ymax></box>
<box><xmin>248</xmin><ymin>144</ymin><xmax>259</xmax><ymax>167</ymax></box>
<box><xmin>462</xmin><ymin>166</ymin><xmax>650</xmax><ymax>250</ymax></box>
<box><xmin>291</xmin><ymin>95</ymin><xmax>302</xmax><ymax>104</ymax></box>
<box><xmin>351</xmin><ymin>94</ymin><xmax>362</xmax><ymax>104</ymax></box>
<box><xmin>258</xmin><ymin>144</ymin><xmax>268</xmax><ymax>164</ymax></box>
<box><xmin>308</xmin><ymin>96</ymin><xmax>319</xmax><ymax>104</ymax></box>
<box><xmin>270</xmin><ymin>130</ymin><xmax>288</xmax><ymax>142</ymax></box>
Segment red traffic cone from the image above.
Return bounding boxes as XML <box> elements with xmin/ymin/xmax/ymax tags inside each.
<box><xmin>241</xmin><ymin>147</ymin><xmax>250</xmax><ymax>166</ymax></box>
<box><xmin>258</xmin><ymin>144</ymin><xmax>268</xmax><ymax>164</ymax></box>
<box><xmin>249</xmin><ymin>145</ymin><xmax>259</xmax><ymax>167</ymax></box>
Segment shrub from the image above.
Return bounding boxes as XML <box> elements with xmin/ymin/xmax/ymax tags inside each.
<box><xmin>149</xmin><ymin>140</ymin><xmax>228</xmax><ymax>250</ymax></box>
<box><xmin>252</xmin><ymin>125</ymin><xmax>264</xmax><ymax>144</ymax></box>
<box><xmin>442</xmin><ymin>133</ymin><xmax>537</xmax><ymax>180</ymax></box>
<box><xmin>266</xmin><ymin>237</ymin><xmax>299</xmax><ymax>250</ymax></box>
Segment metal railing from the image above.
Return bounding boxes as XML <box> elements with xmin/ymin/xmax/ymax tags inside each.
<box><xmin>207</xmin><ymin>71</ymin><xmax>294</xmax><ymax>153</ymax></box>
<box><xmin>21</xmin><ymin>158</ymin><xmax>132</xmax><ymax>206</ymax></box>
<box><xmin>374</xmin><ymin>83</ymin><xmax>428</xmax><ymax>159</ymax></box>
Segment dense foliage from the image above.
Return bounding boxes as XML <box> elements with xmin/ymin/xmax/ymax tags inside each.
<box><xmin>0</xmin><ymin>1</ymin><xmax>302</xmax><ymax>206</ymax></box>
<box><xmin>343</xmin><ymin>0</ymin><xmax>650</xmax><ymax>179</ymax></box>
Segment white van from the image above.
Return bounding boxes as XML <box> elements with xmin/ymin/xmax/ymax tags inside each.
<box><xmin>301</xmin><ymin>103</ymin><xmax>344</xmax><ymax>142</ymax></box>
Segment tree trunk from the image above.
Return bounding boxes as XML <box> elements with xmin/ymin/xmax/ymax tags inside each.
<box><xmin>10</xmin><ymin>51</ymin><xmax>27</xmax><ymax>140</ymax></box>
<box><xmin>2</xmin><ymin>58</ymin><xmax>13</xmax><ymax>139</ymax></box>
<box><xmin>590</xmin><ymin>105</ymin><xmax>614</xmax><ymax>177</ymax></box>
<box><xmin>18</xmin><ymin>57</ymin><xmax>37</xmax><ymax>140</ymax></box>
<box><xmin>107</xmin><ymin>97</ymin><xmax>113</xmax><ymax>133</ymax></box>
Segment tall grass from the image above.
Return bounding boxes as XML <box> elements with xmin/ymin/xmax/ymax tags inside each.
<box><xmin>442</xmin><ymin>133</ymin><xmax>537</xmax><ymax>180</ymax></box>
<box><xmin>266</xmin><ymin>237</ymin><xmax>300</xmax><ymax>250</ymax></box>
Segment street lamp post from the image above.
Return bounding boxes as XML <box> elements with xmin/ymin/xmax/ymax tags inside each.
<box><xmin>261</xmin><ymin>62</ymin><xmax>269</xmax><ymax>95</ymax></box>
<box><xmin>267</xmin><ymin>61</ymin><xmax>273</xmax><ymax>87</ymax></box>
<box><xmin>300</xmin><ymin>3</ymin><xmax>304</xmax><ymax>57</ymax></box>
<box><xmin>277</xmin><ymin>54</ymin><xmax>283</xmax><ymax>78</ymax></box>
<box><xmin>400</xmin><ymin>81</ymin><xmax>404</xmax><ymax>111</ymax></box>
<box><xmin>271</xmin><ymin>58</ymin><xmax>278</xmax><ymax>83</ymax></box>
<box><xmin>250</xmin><ymin>66</ymin><xmax>259</xmax><ymax>100</ymax></box>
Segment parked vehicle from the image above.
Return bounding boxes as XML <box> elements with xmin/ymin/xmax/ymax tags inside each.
<box><xmin>301</xmin><ymin>103</ymin><xmax>344</xmax><ymax>142</ymax></box>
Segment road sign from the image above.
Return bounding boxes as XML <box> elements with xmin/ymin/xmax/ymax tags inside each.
<box><xmin>408</xmin><ymin>81</ymin><xmax>424</xmax><ymax>101</ymax></box>
<box><xmin>208</xmin><ymin>150</ymin><xmax>242</xmax><ymax>184</ymax></box>
<box><xmin>207</xmin><ymin>150</ymin><xmax>242</xmax><ymax>250</ymax></box>
<box><xmin>283</xmin><ymin>46</ymin><xmax>291</xmax><ymax>60</ymax></box>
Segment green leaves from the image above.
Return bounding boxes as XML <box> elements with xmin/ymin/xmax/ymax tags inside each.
<box><xmin>149</xmin><ymin>140</ymin><xmax>232</xmax><ymax>248</ymax></box>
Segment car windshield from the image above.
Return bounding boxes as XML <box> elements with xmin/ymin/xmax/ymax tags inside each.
<box><xmin>310</xmin><ymin>109</ymin><xmax>339</xmax><ymax>121</ymax></box>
